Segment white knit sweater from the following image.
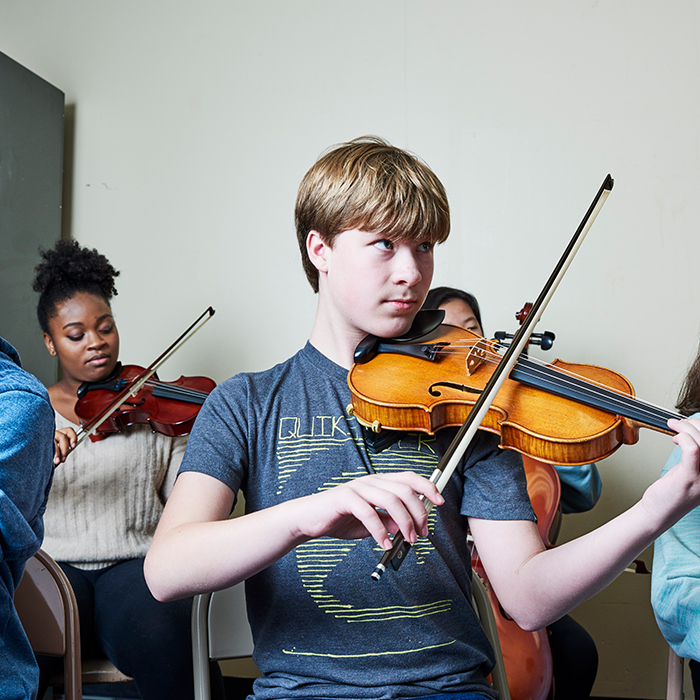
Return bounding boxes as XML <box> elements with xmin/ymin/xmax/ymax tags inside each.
<box><xmin>43</xmin><ymin>413</ymin><xmax>186</xmax><ymax>570</ymax></box>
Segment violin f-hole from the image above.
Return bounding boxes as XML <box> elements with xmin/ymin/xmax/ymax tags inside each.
<box><xmin>429</xmin><ymin>382</ymin><xmax>483</xmax><ymax>397</ymax></box>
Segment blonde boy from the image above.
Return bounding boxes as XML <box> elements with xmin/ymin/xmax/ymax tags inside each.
<box><xmin>146</xmin><ymin>137</ymin><xmax>700</xmax><ymax>700</ymax></box>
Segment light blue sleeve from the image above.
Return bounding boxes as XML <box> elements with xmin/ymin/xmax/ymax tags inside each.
<box><xmin>554</xmin><ymin>463</ymin><xmax>602</xmax><ymax>514</ymax></box>
<box><xmin>651</xmin><ymin>444</ymin><xmax>700</xmax><ymax>661</ymax></box>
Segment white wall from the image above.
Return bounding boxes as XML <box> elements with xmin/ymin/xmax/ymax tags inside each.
<box><xmin>2</xmin><ymin>1</ymin><xmax>699</xmax><ymax>696</ymax></box>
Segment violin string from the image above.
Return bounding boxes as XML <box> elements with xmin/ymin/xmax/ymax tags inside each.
<box><xmin>512</xmin><ymin>359</ymin><xmax>680</xmax><ymax>426</ymax></box>
<box><xmin>430</xmin><ymin>340</ymin><xmax>682</xmax><ymax>425</ymax></box>
<box><xmin>450</xmin><ymin>341</ymin><xmax>677</xmax><ymax>421</ymax></box>
<box><xmin>436</xmin><ymin>340</ymin><xmax>640</xmax><ymax>401</ymax></box>
<box><xmin>462</xmin><ymin>344</ymin><xmax>680</xmax><ymax>424</ymax></box>
<box><xmin>140</xmin><ymin>378</ymin><xmax>210</xmax><ymax>400</ymax></box>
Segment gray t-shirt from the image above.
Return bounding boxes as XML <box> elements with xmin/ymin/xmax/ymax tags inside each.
<box><xmin>180</xmin><ymin>342</ymin><xmax>535</xmax><ymax>700</ymax></box>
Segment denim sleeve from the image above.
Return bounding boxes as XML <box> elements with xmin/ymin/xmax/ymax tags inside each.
<box><xmin>0</xmin><ymin>390</ymin><xmax>55</xmax><ymax>563</ymax></box>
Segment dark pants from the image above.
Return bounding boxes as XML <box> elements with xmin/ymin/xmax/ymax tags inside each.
<box><xmin>690</xmin><ymin>658</ymin><xmax>700</xmax><ymax>699</ymax></box>
<box><xmin>548</xmin><ymin>614</ymin><xmax>598</xmax><ymax>700</ymax></box>
<box><xmin>37</xmin><ymin>558</ymin><xmax>224</xmax><ymax>700</ymax></box>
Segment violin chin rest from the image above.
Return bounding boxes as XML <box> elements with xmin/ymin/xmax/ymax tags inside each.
<box><xmin>395</xmin><ymin>309</ymin><xmax>445</xmax><ymax>341</ymax></box>
<box><xmin>353</xmin><ymin>310</ymin><xmax>446</xmax><ymax>364</ymax></box>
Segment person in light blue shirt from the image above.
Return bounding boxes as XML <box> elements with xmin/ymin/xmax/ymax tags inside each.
<box><xmin>0</xmin><ymin>337</ymin><xmax>55</xmax><ymax>700</ymax></box>
<box><xmin>652</xmin><ymin>345</ymin><xmax>700</xmax><ymax>698</ymax></box>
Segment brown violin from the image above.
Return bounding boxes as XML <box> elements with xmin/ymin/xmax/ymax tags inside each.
<box><xmin>471</xmin><ymin>456</ymin><xmax>560</xmax><ymax>700</ymax></box>
<box><xmin>348</xmin><ymin>322</ymin><xmax>680</xmax><ymax>467</ymax></box>
<box><xmin>471</xmin><ymin>305</ymin><xmax>562</xmax><ymax>700</ymax></box>
<box><xmin>75</xmin><ymin>362</ymin><xmax>216</xmax><ymax>441</ymax></box>
<box><xmin>70</xmin><ymin>306</ymin><xmax>216</xmax><ymax>448</ymax></box>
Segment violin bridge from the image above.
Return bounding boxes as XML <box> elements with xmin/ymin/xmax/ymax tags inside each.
<box><xmin>465</xmin><ymin>339</ymin><xmax>489</xmax><ymax>376</ymax></box>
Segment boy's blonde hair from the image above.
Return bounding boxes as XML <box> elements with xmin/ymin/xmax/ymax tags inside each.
<box><xmin>295</xmin><ymin>136</ymin><xmax>450</xmax><ymax>293</ymax></box>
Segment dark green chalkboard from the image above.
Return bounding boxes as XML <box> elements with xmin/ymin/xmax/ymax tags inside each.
<box><xmin>0</xmin><ymin>51</ymin><xmax>64</xmax><ymax>387</ymax></box>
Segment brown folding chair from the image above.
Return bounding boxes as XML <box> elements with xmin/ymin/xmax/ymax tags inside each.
<box><xmin>14</xmin><ymin>548</ymin><xmax>132</xmax><ymax>700</ymax></box>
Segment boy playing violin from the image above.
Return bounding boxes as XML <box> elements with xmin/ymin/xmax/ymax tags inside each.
<box><xmin>146</xmin><ymin>136</ymin><xmax>700</xmax><ymax>700</ymax></box>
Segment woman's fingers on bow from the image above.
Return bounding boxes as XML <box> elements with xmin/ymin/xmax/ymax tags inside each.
<box><xmin>53</xmin><ymin>427</ymin><xmax>77</xmax><ymax>464</ymax></box>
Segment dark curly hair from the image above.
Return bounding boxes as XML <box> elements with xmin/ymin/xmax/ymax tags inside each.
<box><xmin>33</xmin><ymin>239</ymin><xmax>120</xmax><ymax>333</ymax></box>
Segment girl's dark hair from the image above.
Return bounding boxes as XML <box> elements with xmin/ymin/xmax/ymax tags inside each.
<box><xmin>677</xmin><ymin>347</ymin><xmax>700</xmax><ymax>416</ymax></box>
<box><xmin>421</xmin><ymin>286</ymin><xmax>483</xmax><ymax>332</ymax></box>
<box><xmin>33</xmin><ymin>239</ymin><xmax>120</xmax><ymax>333</ymax></box>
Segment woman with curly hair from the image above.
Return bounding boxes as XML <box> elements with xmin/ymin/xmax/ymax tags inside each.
<box><xmin>33</xmin><ymin>239</ymin><xmax>222</xmax><ymax>700</ymax></box>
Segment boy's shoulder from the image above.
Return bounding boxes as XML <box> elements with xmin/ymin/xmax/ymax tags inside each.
<box><xmin>214</xmin><ymin>342</ymin><xmax>346</xmax><ymax>398</ymax></box>
<box><xmin>198</xmin><ymin>343</ymin><xmax>349</xmax><ymax>430</ymax></box>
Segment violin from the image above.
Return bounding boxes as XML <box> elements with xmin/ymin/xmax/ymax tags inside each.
<box><xmin>471</xmin><ymin>456</ymin><xmax>560</xmax><ymax>700</ymax></box>
<box><xmin>348</xmin><ymin>321</ymin><xmax>679</xmax><ymax>466</ymax></box>
<box><xmin>75</xmin><ymin>362</ymin><xmax>216</xmax><ymax>441</ymax></box>
<box><xmin>69</xmin><ymin>307</ymin><xmax>216</xmax><ymax>448</ymax></box>
<box><xmin>470</xmin><ymin>307</ymin><xmax>562</xmax><ymax>700</ymax></box>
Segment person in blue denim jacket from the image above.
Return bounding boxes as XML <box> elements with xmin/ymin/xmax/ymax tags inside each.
<box><xmin>0</xmin><ymin>336</ymin><xmax>55</xmax><ymax>699</ymax></box>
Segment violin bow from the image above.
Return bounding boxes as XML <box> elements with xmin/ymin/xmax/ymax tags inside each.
<box><xmin>72</xmin><ymin>306</ymin><xmax>216</xmax><ymax>447</ymax></box>
<box><xmin>371</xmin><ymin>175</ymin><xmax>614</xmax><ymax>580</ymax></box>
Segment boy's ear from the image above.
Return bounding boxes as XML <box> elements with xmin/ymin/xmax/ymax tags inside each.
<box><xmin>43</xmin><ymin>332</ymin><xmax>57</xmax><ymax>357</ymax></box>
<box><xmin>306</xmin><ymin>230</ymin><xmax>330</xmax><ymax>273</ymax></box>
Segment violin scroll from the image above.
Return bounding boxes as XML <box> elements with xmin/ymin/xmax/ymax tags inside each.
<box><xmin>494</xmin><ymin>303</ymin><xmax>556</xmax><ymax>352</ymax></box>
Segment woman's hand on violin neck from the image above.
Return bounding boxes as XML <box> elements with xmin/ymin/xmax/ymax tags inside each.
<box><xmin>292</xmin><ymin>472</ymin><xmax>445</xmax><ymax>550</ymax></box>
<box><xmin>644</xmin><ymin>417</ymin><xmax>700</xmax><ymax>528</ymax></box>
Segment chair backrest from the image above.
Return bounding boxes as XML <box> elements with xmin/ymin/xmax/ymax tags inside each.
<box><xmin>15</xmin><ymin>548</ymin><xmax>133</xmax><ymax>698</ymax></box>
<box><xmin>14</xmin><ymin>549</ymin><xmax>82</xmax><ymax>700</ymax></box>
<box><xmin>667</xmin><ymin>646</ymin><xmax>685</xmax><ymax>700</ymax></box>
<box><xmin>471</xmin><ymin>571</ymin><xmax>511</xmax><ymax>700</ymax></box>
<box><xmin>192</xmin><ymin>581</ymin><xmax>254</xmax><ymax>700</ymax></box>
